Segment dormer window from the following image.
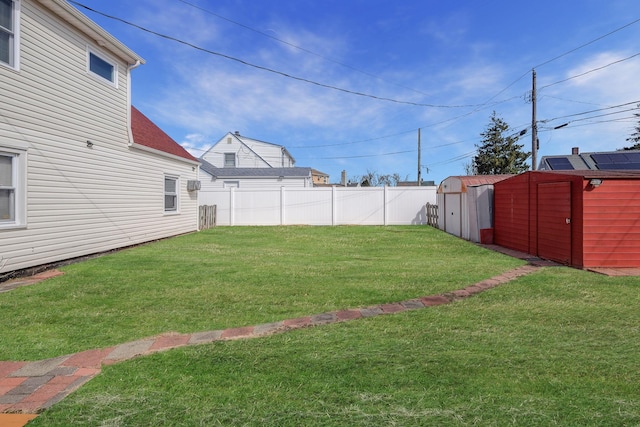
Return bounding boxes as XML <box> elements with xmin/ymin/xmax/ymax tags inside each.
<box><xmin>0</xmin><ymin>0</ymin><xmax>19</xmax><ymax>69</ymax></box>
<box><xmin>87</xmin><ymin>47</ymin><xmax>118</xmax><ymax>87</ymax></box>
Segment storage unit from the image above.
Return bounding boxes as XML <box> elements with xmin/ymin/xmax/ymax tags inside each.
<box><xmin>494</xmin><ymin>170</ymin><xmax>640</xmax><ymax>268</ymax></box>
<box><xmin>437</xmin><ymin>175</ymin><xmax>513</xmax><ymax>242</ymax></box>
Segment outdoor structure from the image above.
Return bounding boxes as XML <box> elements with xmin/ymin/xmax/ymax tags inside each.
<box><xmin>538</xmin><ymin>147</ymin><xmax>640</xmax><ymax>171</ymax></box>
<box><xmin>199</xmin><ymin>159</ymin><xmax>312</xmax><ymax>189</ymax></box>
<box><xmin>201</xmin><ymin>186</ymin><xmax>437</xmax><ymax>226</ymax></box>
<box><xmin>311</xmin><ymin>169</ymin><xmax>330</xmax><ymax>186</ymax></box>
<box><xmin>202</xmin><ymin>132</ymin><xmax>295</xmax><ymax>168</ymax></box>
<box><xmin>199</xmin><ymin>132</ymin><xmax>313</xmax><ymax>189</ymax></box>
<box><xmin>437</xmin><ymin>175</ymin><xmax>513</xmax><ymax>243</ymax></box>
<box><xmin>494</xmin><ymin>170</ymin><xmax>640</xmax><ymax>268</ymax></box>
<box><xmin>0</xmin><ymin>0</ymin><xmax>200</xmax><ymax>276</ymax></box>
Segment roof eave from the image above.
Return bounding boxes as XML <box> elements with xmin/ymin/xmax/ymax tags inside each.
<box><xmin>36</xmin><ymin>0</ymin><xmax>145</xmax><ymax>65</ymax></box>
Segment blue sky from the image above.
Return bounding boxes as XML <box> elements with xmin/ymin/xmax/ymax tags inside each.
<box><xmin>71</xmin><ymin>0</ymin><xmax>640</xmax><ymax>184</ymax></box>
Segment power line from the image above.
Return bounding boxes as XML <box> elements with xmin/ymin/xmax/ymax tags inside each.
<box><xmin>540</xmin><ymin>51</ymin><xmax>640</xmax><ymax>89</ymax></box>
<box><xmin>175</xmin><ymin>0</ymin><xmax>433</xmax><ymax>98</ymax></box>
<box><xmin>317</xmin><ymin>149</ymin><xmax>415</xmax><ymax>160</ymax></box>
<box><xmin>69</xmin><ymin>1</ymin><xmax>476</xmax><ymax>109</ymax></box>
<box><xmin>534</xmin><ymin>17</ymin><xmax>640</xmax><ymax>69</ymax></box>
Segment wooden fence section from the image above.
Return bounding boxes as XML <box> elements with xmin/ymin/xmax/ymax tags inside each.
<box><xmin>199</xmin><ymin>186</ymin><xmax>437</xmax><ymax>226</ymax></box>
<box><xmin>426</xmin><ymin>203</ymin><xmax>439</xmax><ymax>228</ymax></box>
<box><xmin>199</xmin><ymin>205</ymin><xmax>217</xmax><ymax>230</ymax></box>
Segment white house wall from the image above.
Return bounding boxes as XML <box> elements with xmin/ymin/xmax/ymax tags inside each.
<box><xmin>199</xmin><ymin>175</ymin><xmax>309</xmax><ymax>190</ymax></box>
<box><xmin>0</xmin><ymin>1</ymin><xmax>197</xmax><ymax>273</ymax></box>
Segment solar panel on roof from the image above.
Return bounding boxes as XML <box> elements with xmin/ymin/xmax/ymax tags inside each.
<box><xmin>592</xmin><ymin>152</ymin><xmax>640</xmax><ymax>170</ymax></box>
<box><xmin>546</xmin><ymin>157</ymin><xmax>574</xmax><ymax>170</ymax></box>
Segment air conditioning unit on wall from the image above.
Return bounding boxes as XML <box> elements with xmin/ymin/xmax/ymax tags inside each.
<box><xmin>187</xmin><ymin>180</ymin><xmax>201</xmax><ymax>191</ymax></box>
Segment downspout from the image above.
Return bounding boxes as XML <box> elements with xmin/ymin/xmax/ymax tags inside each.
<box><xmin>126</xmin><ymin>60</ymin><xmax>142</xmax><ymax>145</ymax></box>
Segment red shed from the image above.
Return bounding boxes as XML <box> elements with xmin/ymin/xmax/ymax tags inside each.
<box><xmin>494</xmin><ymin>170</ymin><xmax>640</xmax><ymax>268</ymax></box>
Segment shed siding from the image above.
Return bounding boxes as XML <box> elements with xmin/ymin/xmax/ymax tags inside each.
<box><xmin>0</xmin><ymin>1</ymin><xmax>197</xmax><ymax>273</ymax></box>
<box><xmin>582</xmin><ymin>180</ymin><xmax>640</xmax><ymax>267</ymax></box>
<box><xmin>494</xmin><ymin>174</ymin><xmax>530</xmax><ymax>252</ymax></box>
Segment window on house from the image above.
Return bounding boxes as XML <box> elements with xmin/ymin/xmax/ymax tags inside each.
<box><xmin>0</xmin><ymin>148</ymin><xmax>25</xmax><ymax>227</ymax></box>
<box><xmin>224</xmin><ymin>153</ymin><xmax>236</xmax><ymax>167</ymax></box>
<box><xmin>0</xmin><ymin>0</ymin><xmax>19</xmax><ymax>69</ymax></box>
<box><xmin>88</xmin><ymin>48</ymin><xmax>117</xmax><ymax>86</ymax></box>
<box><xmin>164</xmin><ymin>175</ymin><xmax>178</xmax><ymax>213</ymax></box>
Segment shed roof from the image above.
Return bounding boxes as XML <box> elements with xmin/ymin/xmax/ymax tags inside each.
<box><xmin>437</xmin><ymin>175</ymin><xmax>514</xmax><ymax>193</ymax></box>
<box><xmin>130</xmin><ymin>107</ymin><xmax>198</xmax><ymax>162</ymax></box>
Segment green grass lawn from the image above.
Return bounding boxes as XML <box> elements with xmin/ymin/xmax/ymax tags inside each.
<box><xmin>0</xmin><ymin>226</ymin><xmax>522</xmax><ymax>361</ymax></box>
<box><xmin>31</xmin><ymin>265</ymin><xmax>640</xmax><ymax>426</ymax></box>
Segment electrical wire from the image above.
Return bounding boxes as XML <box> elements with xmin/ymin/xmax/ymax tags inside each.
<box><xmin>68</xmin><ymin>1</ymin><xmax>477</xmax><ymax>109</ymax></box>
<box><xmin>534</xmin><ymin>17</ymin><xmax>640</xmax><ymax>69</ymax></box>
<box><xmin>174</xmin><ymin>0</ymin><xmax>433</xmax><ymax>98</ymax></box>
<box><xmin>540</xmin><ymin>51</ymin><xmax>640</xmax><ymax>89</ymax></box>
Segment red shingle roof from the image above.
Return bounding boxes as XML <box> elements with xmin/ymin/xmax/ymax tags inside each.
<box><xmin>130</xmin><ymin>106</ymin><xmax>197</xmax><ymax>162</ymax></box>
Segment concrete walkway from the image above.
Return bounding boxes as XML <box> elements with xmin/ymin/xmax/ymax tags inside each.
<box><xmin>0</xmin><ymin>264</ymin><xmax>539</xmax><ymax>418</ymax></box>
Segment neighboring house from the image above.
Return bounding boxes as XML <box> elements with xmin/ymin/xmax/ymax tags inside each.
<box><xmin>539</xmin><ymin>147</ymin><xmax>640</xmax><ymax>170</ymax></box>
<box><xmin>311</xmin><ymin>169</ymin><xmax>329</xmax><ymax>186</ymax></box>
<box><xmin>0</xmin><ymin>0</ymin><xmax>199</xmax><ymax>276</ymax></box>
<box><xmin>202</xmin><ymin>131</ymin><xmax>295</xmax><ymax>168</ymax></box>
<box><xmin>199</xmin><ymin>159</ymin><xmax>312</xmax><ymax>190</ymax></box>
<box><xmin>199</xmin><ymin>132</ymin><xmax>313</xmax><ymax>189</ymax></box>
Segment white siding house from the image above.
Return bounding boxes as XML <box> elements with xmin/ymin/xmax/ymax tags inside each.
<box><xmin>0</xmin><ymin>0</ymin><xmax>200</xmax><ymax>276</ymax></box>
<box><xmin>198</xmin><ymin>132</ymin><xmax>312</xmax><ymax>193</ymax></box>
<box><xmin>202</xmin><ymin>132</ymin><xmax>295</xmax><ymax>169</ymax></box>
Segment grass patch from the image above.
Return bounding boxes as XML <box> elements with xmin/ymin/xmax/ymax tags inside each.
<box><xmin>0</xmin><ymin>226</ymin><xmax>522</xmax><ymax>360</ymax></box>
<box><xmin>32</xmin><ymin>267</ymin><xmax>640</xmax><ymax>426</ymax></box>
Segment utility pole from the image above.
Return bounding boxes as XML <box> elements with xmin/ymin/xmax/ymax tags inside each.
<box><xmin>531</xmin><ymin>69</ymin><xmax>538</xmax><ymax>170</ymax></box>
<box><xmin>417</xmin><ymin>128</ymin><xmax>422</xmax><ymax>186</ymax></box>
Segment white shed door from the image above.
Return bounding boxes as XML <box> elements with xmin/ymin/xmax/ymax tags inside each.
<box><xmin>444</xmin><ymin>193</ymin><xmax>462</xmax><ymax>237</ymax></box>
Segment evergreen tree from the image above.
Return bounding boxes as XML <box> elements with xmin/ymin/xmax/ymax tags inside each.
<box><xmin>623</xmin><ymin>104</ymin><xmax>640</xmax><ymax>150</ymax></box>
<box><xmin>472</xmin><ymin>112</ymin><xmax>530</xmax><ymax>174</ymax></box>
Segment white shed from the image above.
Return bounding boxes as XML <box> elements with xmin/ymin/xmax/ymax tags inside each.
<box><xmin>437</xmin><ymin>175</ymin><xmax>513</xmax><ymax>243</ymax></box>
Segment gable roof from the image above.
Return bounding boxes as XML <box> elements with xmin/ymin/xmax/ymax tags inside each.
<box><xmin>199</xmin><ymin>159</ymin><xmax>310</xmax><ymax>178</ymax></box>
<box><xmin>203</xmin><ymin>132</ymin><xmax>296</xmax><ymax>167</ymax></box>
<box><xmin>130</xmin><ymin>106</ymin><xmax>198</xmax><ymax>163</ymax></box>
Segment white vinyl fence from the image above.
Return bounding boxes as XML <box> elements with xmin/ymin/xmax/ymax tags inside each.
<box><xmin>199</xmin><ymin>186</ymin><xmax>437</xmax><ymax>226</ymax></box>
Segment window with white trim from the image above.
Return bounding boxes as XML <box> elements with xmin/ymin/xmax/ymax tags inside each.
<box><xmin>87</xmin><ymin>48</ymin><xmax>118</xmax><ymax>86</ymax></box>
<box><xmin>0</xmin><ymin>0</ymin><xmax>19</xmax><ymax>69</ymax></box>
<box><xmin>164</xmin><ymin>175</ymin><xmax>178</xmax><ymax>213</ymax></box>
<box><xmin>224</xmin><ymin>153</ymin><xmax>236</xmax><ymax>167</ymax></box>
<box><xmin>0</xmin><ymin>148</ymin><xmax>26</xmax><ymax>228</ymax></box>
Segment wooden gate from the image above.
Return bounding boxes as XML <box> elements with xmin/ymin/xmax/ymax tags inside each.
<box><xmin>537</xmin><ymin>182</ymin><xmax>571</xmax><ymax>264</ymax></box>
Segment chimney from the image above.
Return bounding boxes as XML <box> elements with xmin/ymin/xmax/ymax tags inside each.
<box><xmin>341</xmin><ymin>170</ymin><xmax>347</xmax><ymax>186</ymax></box>
<box><xmin>234</xmin><ymin>131</ymin><xmax>240</xmax><ymax>136</ymax></box>
<box><xmin>572</xmin><ymin>147</ymin><xmax>579</xmax><ymax>155</ymax></box>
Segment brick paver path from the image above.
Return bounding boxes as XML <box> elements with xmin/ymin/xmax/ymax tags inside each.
<box><xmin>0</xmin><ymin>264</ymin><xmax>539</xmax><ymax>415</ymax></box>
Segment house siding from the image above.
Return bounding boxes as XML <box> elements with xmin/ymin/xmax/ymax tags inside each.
<box><xmin>0</xmin><ymin>0</ymin><xmax>197</xmax><ymax>274</ymax></box>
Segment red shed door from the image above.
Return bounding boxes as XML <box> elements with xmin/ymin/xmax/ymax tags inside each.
<box><xmin>537</xmin><ymin>182</ymin><xmax>571</xmax><ymax>264</ymax></box>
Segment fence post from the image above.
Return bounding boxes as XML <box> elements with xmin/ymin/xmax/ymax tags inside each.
<box><xmin>281</xmin><ymin>186</ymin><xmax>286</xmax><ymax>225</ymax></box>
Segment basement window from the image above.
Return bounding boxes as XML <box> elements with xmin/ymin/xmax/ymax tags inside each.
<box><xmin>0</xmin><ymin>148</ymin><xmax>26</xmax><ymax>228</ymax></box>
